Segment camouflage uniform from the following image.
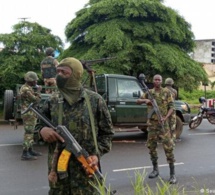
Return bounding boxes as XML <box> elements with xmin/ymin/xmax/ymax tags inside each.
<box><xmin>20</xmin><ymin>83</ymin><xmax>41</xmax><ymax>151</ymax></box>
<box><xmin>165</xmin><ymin>86</ymin><xmax>178</xmax><ymax>140</ymax></box>
<box><xmin>143</xmin><ymin>87</ymin><xmax>175</xmax><ymax>164</ymax></box>
<box><xmin>41</xmin><ymin>56</ymin><xmax>58</xmax><ymax>94</ymax></box>
<box><xmin>37</xmin><ymin>88</ymin><xmax>114</xmax><ymax>195</ymax></box>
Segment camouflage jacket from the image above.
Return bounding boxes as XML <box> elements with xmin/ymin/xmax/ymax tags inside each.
<box><xmin>20</xmin><ymin>83</ymin><xmax>41</xmax><ymax>116</ymax></box>
<box><xmin>38</xmin><ymin>88</ymin><xmax>114</xmax><ymax>158</ymax></box>
<box><xmin>143</xmin><ymin>87</ymin><xmax>174</xmax><ymax>121</ymax></box>
<box><xmin>165</xmin><ymin>86</ymin><xmax>177</xmax><ymax>100</ymax></box>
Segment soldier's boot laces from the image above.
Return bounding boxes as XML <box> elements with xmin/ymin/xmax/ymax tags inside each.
<box><xmin>148</xmin><ymin>163</ymin><xmax>159</xmax><ymax>179</ymax></box>
<box><xmin>29</xmin><ymin>148</ymin><xmax>42</xmax><ymax>156</ymax></box>
<box><xmin>169</xmin><ymin>163</ymin><xmax>177</xmax><ymax>184</ymax></box>
<box><xmin>21</xmin><ymin>150</ymin><xmax>37</xmax><ymax>160</ymax></box>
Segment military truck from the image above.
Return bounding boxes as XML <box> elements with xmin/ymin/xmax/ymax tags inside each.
<box><xmin>3</xmin><ymin>73</ymin><xmax>191</xmax><ymax>139</ymax></box>
<box><xmin>94</xmin><ymin>74</ymin><xmax>191</xmax><ymax>138</ymax></box>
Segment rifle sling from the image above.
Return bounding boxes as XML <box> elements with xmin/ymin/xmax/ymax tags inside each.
<box><xmin>58</xmin><ymin>94</ymin><xmax>64</xmax><ymax>125</ymax></box>
<box><xmin>58</xmin><ymin>92</ymin><xmax>99</xmax><ymax>154</ymax></box>
<box><xmin>84</xmin><ymin>92</ymin><xmax>99</xmax><ymax>155</ymax></box>
<box><xmin>57</xmin><ymin>92</ymin><xmax>99</xmax><ymax>160</ymax></box>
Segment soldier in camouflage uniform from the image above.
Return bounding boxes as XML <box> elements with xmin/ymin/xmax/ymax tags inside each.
<box><xmin>137</xmin><ymin>74</ymin><xmax>177</xmax><ymax>184</ymax></box>
<box><xmin>165</xmin><ymin>78</ymin><xmax>178</xmax><ymax>141</ymax></box>
<box><xmin>41</xmin><ymin>47</ymin><xmax>59</xmax><ymax>94</ymax></box>
<box><xmin>36</xmin><ymin>57</ymin><xmax>114</xmax><ymax>195</ymax></box>
<box><xmin>20</xmin><ymin>71</ymin><xmax>42</xmax><ymax>160</ymax></box>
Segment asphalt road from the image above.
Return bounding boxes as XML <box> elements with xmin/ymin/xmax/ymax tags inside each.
<box><xmin>0</xmin><ymin>120</ymin><xmax>215</xmax><ymax>195</ymax></box>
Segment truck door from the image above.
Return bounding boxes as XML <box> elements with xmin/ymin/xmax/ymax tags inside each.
<box><xmin>109</xmin><ymin>77</ymin><xmax>147</xmax><ymax>123</ymax></box>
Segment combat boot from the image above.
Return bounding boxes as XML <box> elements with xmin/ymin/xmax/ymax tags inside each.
<box><xmin>148</xmin><ymin>162</ymin><xmax>159</xmax><ymax>178</ymax></box>
<box><xmin>169</xmin><ymin>163</ymin><xmax>177</xmax><ymax>184</ymax></box>
<box><xmin>21</xmin><ymin>149</ymin><xmax>37</xmax><ymax>160</ymax></box>
<box><xmin>29</xmin><ymin>148</ymin><xmax>42</xmax><ymax>156</ymax></box>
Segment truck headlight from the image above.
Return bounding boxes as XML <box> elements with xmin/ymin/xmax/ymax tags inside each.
<box><xmin>181</xmin><ymin>104</ymin><xmax>188</xmax><ymax>111</ymax></box>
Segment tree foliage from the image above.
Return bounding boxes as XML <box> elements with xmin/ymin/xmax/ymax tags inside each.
<box><xmin>0</xmin><ymin>21</ymin><xmax>63</xmax><ymax>96</ymax></box>
<box><xmin>63</xmin><ymin>0</ymin><xmax>208</xmax><ymax>91</ymax></box>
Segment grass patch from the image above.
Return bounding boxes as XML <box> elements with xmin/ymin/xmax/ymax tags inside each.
<box><xmin>90</xmin><ymin>170</ymin><xmax>209</xmax><ymax>195</ymax></box>
<box><xmin>179</xmin><ymin>89</ymin><xmax>215</xmax><ymax>104</ymax></box>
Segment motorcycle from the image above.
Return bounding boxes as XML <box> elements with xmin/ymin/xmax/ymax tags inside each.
<box><xmin>189</xmin><ymin>97</ymin><xmax>215</xmax><ymax>129</ymax></box>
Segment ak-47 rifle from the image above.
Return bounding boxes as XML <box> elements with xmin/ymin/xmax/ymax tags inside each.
<box><xmin>80</xmin><ymin>57</ymin><xmax>116</xmax><ymax>92</ymax></box>
<box><xmin>138</xmin><ymin>74</ymin><xmax>165</xmax><ymax>132</ymax></box>
<box><xmin>22</xmin><ymin>103</ymin><xmax>116</xmax><ymax>195</ymax></box>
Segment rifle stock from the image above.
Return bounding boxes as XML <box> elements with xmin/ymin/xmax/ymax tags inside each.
<box><xmin>21</xmin><ymin>103</ymin><xmax>116</xmax><ymax>195</ymax></box>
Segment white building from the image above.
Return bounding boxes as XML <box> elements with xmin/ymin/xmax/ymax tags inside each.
<box><xmin>191</xmin><ymin>39</ymin><xmax>215</xmax><ymax>91</ymax></box>
<box><xmin>192</xmin><ymin>39</ymin><xmax>215</xmax><ymax>64</ymax></box>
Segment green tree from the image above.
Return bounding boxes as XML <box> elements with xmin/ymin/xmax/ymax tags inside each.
<box><xmin>63</xmin><ymin>0</ymin><xmax>208</xmax><ymax>91</ymax></box>
<box><xmin>210</xmin><ymin>81</ymin><xmax>215</xmax><ymax>90</ymax></box>
<box><xmin>0</xmin><ymin>21</ymin><xmax>63</xmax><ymax>96</ymax></box>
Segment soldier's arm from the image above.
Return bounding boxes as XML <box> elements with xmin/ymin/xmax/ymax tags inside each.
<box><xmin>136</xmin><ymin>93</ymin><xmax>151</xmax><ymax>105</ymax></box>
<box><xmin>35</xmin><ymin>99</ymin><xmax>53</xmax><ymax>141</ymax></box>
<box><xmin>21</xmin><ymin>87</ymin><xmax>41</xmax><ymax>103</ymax></box>
<box><xmin>165</xmin><ymin>91</ymin><xmax>174</xmax><ymax>119</ymax></box>
<box><xmin>97</xmin><ymin>96</ymin><xmax>114</xmax><ymax>157</ymax></box>
<box><xmin>53</xmin><ymin>59</ymin><xmax>59</xmax><ymax>67</ymax></box>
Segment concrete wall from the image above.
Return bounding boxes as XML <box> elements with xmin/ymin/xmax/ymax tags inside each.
<box><xmin>199</xmin><ymin>63</ymin><xmax>215</xmax><ymax>90</ymax></box>
<box><xmin>193</xmin><ymin>39</ymin><xmax>215</xmax><ymax>64</ymax></box>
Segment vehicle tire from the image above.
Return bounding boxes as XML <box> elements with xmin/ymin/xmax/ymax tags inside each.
<box><xmin>140</xmin><ymin>127</ymin><xmax>148</xmax><ymax>133</ymax></box>
<box><xmin>188</xmin><ymin>117</ymin><xmax>203</xmax><ymax>129</ymax></box>
<box><xmin>175</xmin><ymin>116</ymin><xmax>183</xmax><ymax>139</ymax></box>
<box><xmin>206</xmin><ymin>112</ymin><xmax>215</xmax><ymax>124</ymax></box>
<box><xmin>3</xmin><ymin>90</ymin><xmax>14</xmax><ymax>120</ymax></box>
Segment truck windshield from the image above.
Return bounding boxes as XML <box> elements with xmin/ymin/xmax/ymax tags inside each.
<box><xmin>117</xmin><ymin>79</ymin><xmax>143</xmax><ymax>98</ymax></box>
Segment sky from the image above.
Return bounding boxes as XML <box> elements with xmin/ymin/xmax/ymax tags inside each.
<box><xmin>1</xmin><ymin>0</ymin><xmax>215</xmax><ymax>48</ymax></box>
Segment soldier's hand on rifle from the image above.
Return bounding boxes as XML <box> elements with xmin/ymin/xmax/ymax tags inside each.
<box><xmin>40</xmin><ymin>127</ymin><xmax>65</xmax><ymax>143</ymax></box>
<box><xmin>83</xmin><ymin>155</ymin><xmax>99</xmax><ymax>177</ymax></box>
<box><xmin>161</xmin><ymin>116</ymin><xmax>168</xmax><ymax>122</ymax></box>
<box><xmin>161</xmin><ymin>109</ymin><xmax>173</xmax><ymax>123</ymax></box>
<box><xmin>36</xmin><ymin>85</ymin><xmax>42</xmax><ymax>92</ymax></box>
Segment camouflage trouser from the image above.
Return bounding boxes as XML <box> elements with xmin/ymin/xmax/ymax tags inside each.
<box><xmin>44</xmin><ymin>78</ymin><xmax>56</xmax><ymax>94</ymax></box>
<box><xmin>22</xmin><ymin>114</ymin><xmax>37</xmax><ymax>150</ymax></box>
<box><xmin>49</xmin><ymin>185</ymin><xmax>100</xmax><ymax>195</ymax></box>
<box><xmin>147</xmin><ymin>120</ymin><xmax>175</xmax><ymax>164</ymax></box>
<box><xmin>169</xmin><ymin>110</ymin><xmax>176</xmax><ymax>141</ymax></box>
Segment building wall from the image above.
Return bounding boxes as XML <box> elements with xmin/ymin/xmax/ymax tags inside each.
<box><xmin>199</xmin><ymin>63</ymin><xmax>215</xmax><ymax>90</ymax></box>
<box><xmin>193</xmin><ymin>39</ymin><xmax>215</xmax><ymax>64</ymax></box>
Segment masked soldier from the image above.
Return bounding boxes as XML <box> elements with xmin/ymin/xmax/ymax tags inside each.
<box><xmin>41</xmin><ymin>47</ymin><xmax>59</xmax><ymax>94</ymax></box>
<box><xmin>20</xmin><ymin>71</ymin><xmax>42</xmax><ymax>160</ymax></box>
<box><xmin>36</xmin><ymin>57</ymin><xmax>114</xmax><ymax>194</ymax></box>
<box><xmin>165</xmin><ymin>78</ymin><xmax>178</xmax><ymax>141</ymax></box>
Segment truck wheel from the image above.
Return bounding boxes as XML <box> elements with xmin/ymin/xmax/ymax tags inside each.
<box><xmin>3</xmin><ymin>90</ymin><xmax>14</xmax><ymax>120</ymax></box>
<box><xmin>140</xmin><ymin>127</ymin><xmax>148</xmax><ymax>133</ymax></box>
<box><xmin>175</xmin><ymin>116</ymin><xmax>183</xmax><ymax>139</ymax></box>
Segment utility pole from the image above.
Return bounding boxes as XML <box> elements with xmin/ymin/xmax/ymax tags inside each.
<box><xmin>18</xmin><ymin>17</ymin><xmax>30</xmax><ymax>34</ymax></box>
<box><xmin>18</xmin><ymin>17</ymin><xmax>30</xmax><ymax>22</ymax></box>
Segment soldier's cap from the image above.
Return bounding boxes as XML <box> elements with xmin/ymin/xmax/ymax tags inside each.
<box><xmin>165</xmin><ymin>78</ymin><xmax>174</xmax><ymax>85</ymax></box>
<box><xmin>24</xmin><ymin>71</ymin><xmax>39</xmax><ymax>82</ymax></box>
<box><xmin>57</xmin><ymin>57</ymin><xmax>83</xmax><ymax>80</ymax></box>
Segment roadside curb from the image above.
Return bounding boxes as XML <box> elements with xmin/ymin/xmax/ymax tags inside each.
<box><xmin>0</xmin><ymin>119</ymin><xmax>9</xmax><ymax>125</ymax></box>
